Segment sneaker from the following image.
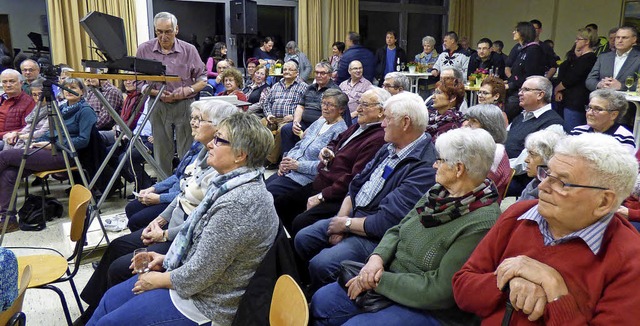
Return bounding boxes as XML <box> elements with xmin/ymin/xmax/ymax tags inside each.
<box><xmin>0</xmin><ymin>218</ymin><xmax>20</xmax><ymax>233</ymax></box>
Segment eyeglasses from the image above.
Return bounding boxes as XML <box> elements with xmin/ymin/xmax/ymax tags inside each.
<box><xmin>537</xmin><ymin>165</ymin><xmax>608</xmax><ymax>194</ymax></box>
<box><xmin>382</xmin><ymin>83</ymin><xmax>400</xmax><ymax>89</ymax></box>
<box><xmin>315</xmin><ymin>71</ymin><xmax>329</xmax><ymax>76</ymax></box>
<box><xmin>21</xmin><ymin>68</ymin><xmax>36</xmax><ymax>72</ymax></box>
<box><xmin>519</xmin><ymin>87</ymin><xmax>544</xmax><ymax>93</ymax></box>
<box><xmin>349</xmin><ymin>67</ymin><xmax>363</xmax><ymax>71</ymax></box>
<box><xmin>585</xmin><ymin>105</ymin><xmax>616</xmax><ymax>113</ymax></box>
<box><xmin>213</xmin><ymin>134</ymin><xmax>231</xmax><ymax>146</ymax></box>
<box><xmin>321</xmin><ymin>101</ymin><xmax>338</xmax><ymax>109</ymax></box>
<box><xmin>356</xmin><ymin>100</ymin><xmax>381</xmax><ymax>108</ymax></box>
<box><xmin>477</xmin><ymin>90</ymin><xmax>492</xmax><ymax>96</ymax></box>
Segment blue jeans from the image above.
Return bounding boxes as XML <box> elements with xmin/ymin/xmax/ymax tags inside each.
<box><xmin>87</xmin><ymin>275</ymin><xmax>210</xmax><ymax>326</ymax></box>
<box><xmin>311</xmin><ymin>282</ymin><xmax>441</xmax><ymax>326</ymax></box>
<box><xmin>294</xmin><ymin>219</ymin><xmax>379</xmax><ymax>291</ymax></box>
<box><xmin>563</xmin><ymin>108</ymin><xmax>587</xmax><ymax>132</ymax></box>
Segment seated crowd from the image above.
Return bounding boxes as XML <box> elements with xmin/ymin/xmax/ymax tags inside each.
<box><xmin>3</xmin><ymin>10</ymin><xmax>640</xmax><ymax>326</ymax></box>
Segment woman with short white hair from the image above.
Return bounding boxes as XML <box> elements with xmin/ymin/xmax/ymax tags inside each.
<box><xmin>311</xmin><ymin>127</ymin><xmax>501</xmax><ymax>325</ymax></box>
<box><xmin>517</xmin><ymin>129</ymin><xmax>566</xmax><ymax>201</ymax></box>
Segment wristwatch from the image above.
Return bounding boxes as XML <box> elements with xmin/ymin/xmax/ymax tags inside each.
<box><xmin>317</xmin><ymin>193</ymin><xmax>324</xmax><ymax>202</ymax></box>
<box><xmin>345</xmin><ymin>218</ymin><xmax>352</xmax><ymax>232</ymax></box>
<box><xmin>161</xmin><ymin>230</ymin><xmax>169</xmax><ymax>242</ymax></box>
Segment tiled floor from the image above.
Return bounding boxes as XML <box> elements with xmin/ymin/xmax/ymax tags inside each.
<box><xmin>3</xmin><ymin>177</ymin><xmax>133</xmax><ymax>326</ymax></box>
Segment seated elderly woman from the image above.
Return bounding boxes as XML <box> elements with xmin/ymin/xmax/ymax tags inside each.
<box><xmin>463</xmin><ymin>104</ymin><xmax>511</xmax><ymax>200</ymax></box>
<box><xmin>516</xmin><ymin>129</ymin><xmax>565</xmax><ymax>201</ymax></box>
<box><xmin>426</xmin><ymin>78</ymin><xmax>465</xmax><ymax>142</ymax></box>
<box><xmin>477</xmin><ymin>76</ymin><xmax>508</xmax><ymax>126</ymax></box>
<box><xmin>87</xmin><ymin>113</ymin><xmax>279</xmax><ymax>326</ymax></box>
<box><xmin>0</xmin><ymin>77</ymin><xmax>96</xmax><ymax>230</ymax></box>
<box><xmin>243</xmin><ymin>64</ymin><xmax>270</xmax><ymax>117</ymax></box>
<box><xmin>453</xmin><ymin>133</ymin><xmax>640</xmax><ymax>324</ymax></box>
<box><xmin>266</xmin><ymin>89</ymin><xmax>348</xmax><ymax>199</ymax></box>
<box><xmin>216</xmin><ymin>68</ymin><xmax>248</xmax><ymax>106</ymax></box>
<box><xmin>569</xmin><ymin>89</ymin><xmax>636</xmax><ymax>154</ymax></box>
<box><xmin>2</xmin><ymin>79</ymin><xmax>48</xmax><ymax>151</ymax></box>
<box><xmin>311</xmin><ymin>127</ymin><xmax>501</xmax><ymax>325</ymax></box>
<box><xmin>75</xmin><ymin>101</ymin><xmax>239</xmax><ymax>324</ymax></box>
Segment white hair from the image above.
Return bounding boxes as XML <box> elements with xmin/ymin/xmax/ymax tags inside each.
<box><xmin>435</xmin><ymin>128</ymin><xmax>496</xmax><ymax>181</ymax></box>
<box><xmin>154</xmin><ymin>12</ymin><xmax>178</xmax><ymax>30</ymax></box>
<box><xmin>384</xmin><ymin>72</ymin><xmax>410</xmax><ymax>91</ymax></box>
<box><xmin>384</xmin><ymin>92</ymin><xmax>429</xmax><ymax>131</ymax></box>
<box><xmin>554</xmin><ymin>133</ymin><xmax>638</xmax><ymax>207</ymax></box>
<box><xmin>0</xmin><ymin>68</ymin><xmax>21</xmax><ymax>80</ymax></box>
<box><xmin>192</xmin><ymin>100</ymin><xmax>238</xmax><ymax>125</ymax></box>
<box><xmin>524</xmin><ymin>129</ymin><xmax>566</xmax><ymax>164</ymax></box>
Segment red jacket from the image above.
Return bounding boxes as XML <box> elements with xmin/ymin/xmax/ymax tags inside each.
<box><xmin>0</xmin><ymin>91</ymin><xmax>34</xmax><ymax>137</ymax></box>
<box><xmin>313</xmin><ymin>122</ymin><xmax>386</xmax><ymax>201</ymax></box>
<box><xmin>453</xmin><ymin>200</ymin><xmax>640</xmax><ymax>325</ymax></box>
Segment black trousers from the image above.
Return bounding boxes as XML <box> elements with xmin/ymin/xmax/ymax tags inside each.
<box><xmin>79</xmin><ymin>228</ymin><xmax>172</xmax><ymax>307</ymax></box>
<box><xmin>274</xmin><ymin>183</ymin><xmax>343</xmax><ymax>236</ymax></box>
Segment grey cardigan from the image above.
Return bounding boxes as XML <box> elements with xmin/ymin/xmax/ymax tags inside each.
<box><xmin>169</xmin><ymin>178</ymin><xmax>279</xmax><ymax>325</ymax></box>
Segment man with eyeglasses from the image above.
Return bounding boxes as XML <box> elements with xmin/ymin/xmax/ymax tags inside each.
<box><xmin>0</xmin><ymin>69</ymin><xmax>35</xmax><ymax>151</ymax></box>
<box><xmin>135</xmin><ymin>11</ymin><xmax>207</xmax><ymax>178</ymax></box>
<box><xmin>281</xmin><ymin>62</ymin><xmax>340</xmax><ymax>155</ymax></box>
<box><xmin>505</xmin><ymin>76</ymin><xmax>563</xmax><ymax>196</ymax></box>
<box><xmin>262</xmin><ymin>60</ymin><xmax>308</xmax><ymax>167</ymax></box>
<box><xmin>19</xmin><ymin>59</ymin><xmax>44</xmax><ymax>96</ymax></box>
<box><xmin>454</xmin><ymin>132</ymin><xmax>640</xmax><ymax>325</ymax></box>
<box><xmin>340</xmin><ymin>60</ymin><xmax>373</xmax><ymax>121</ymax></box>
<box><xmin>466</xmin><ymin>38</ymin><xmax>506</xmax><ymax>80</ymax></box>
<box><xmin>586</xmin><ymin>26</ymin><xmax>640</xmax><ymax>92</ymax></box>
<box><xmin>381</xmin><ymin>72</ymin><xmax>410</xmax><ymax>96</ymax></box>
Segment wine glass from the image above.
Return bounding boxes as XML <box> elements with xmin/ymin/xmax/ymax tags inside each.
<box><xmin>321</xmin><ymin>150</ymin><xmax>334</xmax><ymax>172</ymax></box>
<box><xmin>400</xmin><ymin>63</ymin><xmax>406</xmax><ymax>71</ymax></box>
<box><xmin>625</xmin><ymin>76</ymin><xmax>635</xmax><ymax>94</ymax></box>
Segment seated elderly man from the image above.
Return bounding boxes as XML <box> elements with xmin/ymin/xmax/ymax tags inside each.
<box><xmin>453</xmin><ymin>132</ymin><xmax>640</xmax><ymax>324</ymax></box>
<box><xmin>339</xmin><ymin>60</ymin><xmax>373</xmax><ymax>124</ymax></box>
<box><xmin>19</xmin><ymin>59</ymin><xmax>44</xmax><ymax>96</ymax></box>
<box><xmin>275</xmin><ymin>88</ymin><xmax>390</xmax><ymax>236</ymax></box>
<box><xmin>294</xmin><ymin>92</ymin><xmax>437</xmax><ymax>292</ymax></box>
<box><xmin>381</xmin><ymin>71</ymin><xmax>410</xmax><ymax>96</ymax></box>
<box><xmin>0</xmin><ymin>69</ymin><xmax>35</xmax><ymax>150</ymax></box>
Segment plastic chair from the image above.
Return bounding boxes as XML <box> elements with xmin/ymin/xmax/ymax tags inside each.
<box><xmin>269</xmin><ymin>274</ymin><xmax>308</xmax><ymax>326</ymax></box>
<box><xmin>0</xmin><ymin>265</ymin><xmax>32</xmax><ymax>326</ymax></box>
<box><xmin>13</xmin><ymin>185</ymin><xmax>92</xmax><ymax>326</ymax></box>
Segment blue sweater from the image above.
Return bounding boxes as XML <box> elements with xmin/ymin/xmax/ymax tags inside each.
<box><xmin>285</xmin><ymin>118</ymin><xmax>347</xmax><ymax>186</ymax></box>
<box><xmin>348</xmin><ymin>133</ymin><xmax>437</xmax><ymax>239</ymax></box>
<box><xmin>38</xmin><ymin>99</ymin><xmax>97</xmax><ymax>150</ymax></box>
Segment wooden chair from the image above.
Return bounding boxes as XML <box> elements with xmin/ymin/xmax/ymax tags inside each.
<box><xmin>501</xmin><ymin>168</ymin><xmax>517</xmax><ymax>201</ymax></box>
<box><xmin>0</xmin><ymin>265</ymin><xmax>32</xmax><ymax>326</ymax></box>
<box><xmin>13</xmin><ymin>185</ymin><xmax>92</xmax><ymax>326</ymax></box>
<box><xmin>269</xmin><ymin>274</ymin><xmax>309</xmax><ymax>326</ymax></box>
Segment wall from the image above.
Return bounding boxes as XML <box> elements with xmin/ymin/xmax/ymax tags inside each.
<box><xmin>472</xmin><ymin>0</ymin><xmax>623</xmax><ymax>57</ymax></box>
<box><xmin>0</xmin><ymin>0</ymin><xmax>48</xmax><ymax>53</ymax></box>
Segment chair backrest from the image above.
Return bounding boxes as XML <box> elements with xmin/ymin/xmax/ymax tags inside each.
<box><xmin>501</xmin><ymin>168</ymin><xmax>517</xmax><ymax>201</ymax></box>
<box><xmin>269</xmin><ymin>274</ymin><xmax>308</xmax><ymax>326</ymax></box>
<box><xmin>0</xmin><ymin>265</ymin><xmax>32</xmax><ymax>326</ymax></box>
<box><xmin>68</xmin><ymin>185</ymin><xmax>92</xmax><ymax>242</ymax></box>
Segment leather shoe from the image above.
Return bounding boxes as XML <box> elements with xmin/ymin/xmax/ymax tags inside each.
<box><xmin>0</xmin><ymin>218</ymin><xmax>19</xmax><ymax>233</ymax></box>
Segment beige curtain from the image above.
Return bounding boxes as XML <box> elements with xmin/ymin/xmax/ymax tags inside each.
<box><xmin>329</xmin><ymin>0</ymin><xmax>359</xmax><ymax>49</ymax></box>
<box><xmin>448</xmin><ymin>0</ymin><xmax>473</xmax><ymax>41</ymax></box>
<box><xmin>47</xmin><ymin>0</ymin><xmax>137</xmax><ymax>70</ymax></box>
<box><xmin>298</xmin><ymin>0</ymin><xmax>323</xmax><ymax>67</ymax></box>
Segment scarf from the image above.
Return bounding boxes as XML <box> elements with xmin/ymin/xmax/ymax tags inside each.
<box><xmin>163</xmin><ymin>166</ymin><xmax>264</xmax><ymax>270</ymax></box>
<box><xmin>415</xmin><ymin>179</ymin><xmax>498</xmax><ymax>228</ymax></box>
<box><xmin>121</xmin><ymin>91</ymin><xmax>143</xmax><ymax>130</ymax></box>
<box><xmin>60</xmin><ymin>98</ymin><xmax>86</xmax><ymax>115</ymax></box>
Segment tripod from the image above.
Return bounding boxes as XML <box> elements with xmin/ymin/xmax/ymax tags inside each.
<box><xmin>0</xmin><ymin>79</ymin><xmax>106</xmax><ymax>245</ymax></box>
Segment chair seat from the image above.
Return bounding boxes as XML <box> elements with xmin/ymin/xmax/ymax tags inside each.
<box><xmin>18</xmin><ymin>255</ymin><xmax>68</xmax><ymax>288</ymax></box>
<box><xmin>33</xmin><ymin>167</ymin><xmax>78</xmax><ymax>179</ymax></box>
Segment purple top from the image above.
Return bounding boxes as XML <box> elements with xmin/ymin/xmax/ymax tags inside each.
<box><xmin>135</xmin><ymin>38</ymin><xmax>206</xmax><ymax>95</ymax></box>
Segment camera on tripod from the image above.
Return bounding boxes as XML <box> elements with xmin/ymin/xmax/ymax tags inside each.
<box><xmin>39</xmin><ymin>60</ymin><xmax>61</xmax><ymax>82</ymax></box>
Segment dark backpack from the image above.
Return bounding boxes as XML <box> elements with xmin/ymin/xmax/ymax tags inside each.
<box><xmin>18</xmin><ymin>195</ymin><xmax>64</xmax><ymax>231</ymax></box>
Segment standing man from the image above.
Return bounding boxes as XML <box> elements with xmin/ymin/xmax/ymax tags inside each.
<box><xmin>530</xmin><ymin>19</ymin><xmax>558</xmax><ymax>79</ymax></box>
<box><xmin>136</xmin><ymin>12</ymin><xmax>207</xmax><ymax>178</ymax></box>
<box><xmin>337</xmin><ymin>32</ymin><xmax>376</xmax><ymax>84</ymax></box>
<box><xmin>262</xmin><ymin>60</ymin><xmax>308</xmax><ymax>167</ymax></box>
<box><xmin>431</xmin><ymin>31</ymin><xmax>470</xmax><ymax>78</ymax></box>
<box><xmin>339</xmin><ymin>60</ymin><xmax>373</xmax><ymax>122</ymax></box>
<box><xmin>374</xmin><ymin>31</ymin><xmax>407</xmax><ymax>87</ymax></box>
<box><xmin>467</xmin><ymin>38</ymin><xmax>506</xmax><ymax>79</ymax></box>
<box><xmin>19</xmin><ymin>59</ymin><xmax>43</xmax><ymax>96</ymax></box>
<box><xmin>586</xmin><ymin>26</ymin><xmax>640</xmax><ymax>92</ymax></box>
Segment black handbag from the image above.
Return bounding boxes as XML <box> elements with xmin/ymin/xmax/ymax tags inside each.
<box><xmin>337</xmin><ymin>260</ymin><xmax>394</xmax><ymax>313</ymax></box>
